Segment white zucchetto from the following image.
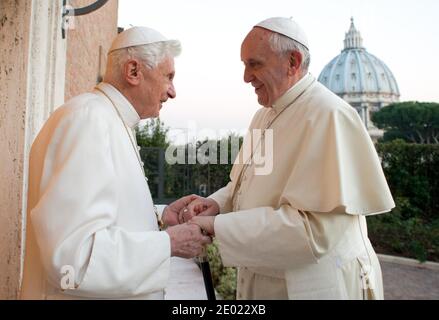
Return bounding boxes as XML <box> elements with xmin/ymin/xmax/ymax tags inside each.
<box><xmin>108</xmin><ymin>26</ymin><xmax>180</xmax><ymax>54</ymax></box>
<box><xmin>255</xmin><ymin>17</ymin><xmax>309</xmax><ymax>50</ymax></box>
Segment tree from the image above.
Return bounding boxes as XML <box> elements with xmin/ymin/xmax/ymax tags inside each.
<box><xmin>136</xmin><ymin>118</ymin><xmax>170</xmax><ymax>148</ymax></box>
<box><xmin>136</xmin><ymin>118</ymin><xmax>170</xmax><ymax>199</ymax></box>
<box><xmin>372</xmin><ymin>102</ymin><xmax>439</xmax><ymax>144</ymax></box>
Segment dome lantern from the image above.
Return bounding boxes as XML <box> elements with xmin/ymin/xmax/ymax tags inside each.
<box><xmin>344</xmin><ymin>17</ymin><xmax>364</xmax><ymax>50</ymax></box>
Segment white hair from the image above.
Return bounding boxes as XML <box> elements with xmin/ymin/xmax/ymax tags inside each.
<box><xmin>105</xmin><ymin>40</ymin><xmax>181</xmax><ymax>81</ymax></box>
<box><xmin>268</xmin><ymin>32</ymin><xmax>310</xmax><ymax>73</ymax></box>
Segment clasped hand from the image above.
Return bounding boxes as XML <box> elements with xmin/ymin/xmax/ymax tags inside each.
<box><xmin>161</xmin><ymin>195</ymin><xmax>219</xmax><ymax>259</ymax></box>
<box><xmin>163</xmin><ymin>194</ymin><xmax>219</xmax><ymax>235</ymax></box>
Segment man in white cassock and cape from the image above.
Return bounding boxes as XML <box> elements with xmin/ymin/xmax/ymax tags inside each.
<box><xmin>183</xmin><ymin>17</ymin><xmax>395</xmax><ymax>300</ymax></box>
<box><xmin>20</xmin><ymin>27</ymin><xmax>211</xmax><ymax>300</ymax></box>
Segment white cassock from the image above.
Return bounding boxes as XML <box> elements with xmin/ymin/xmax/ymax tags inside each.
<box><xmin>20</xmin><ymin>83</ymin><xmax>171</xmax><ymax>299</ymax></box>
<box><xmin>209</xmin><ymin>73</ymin><xmax>395</xmax><ymax>300</ymax></box>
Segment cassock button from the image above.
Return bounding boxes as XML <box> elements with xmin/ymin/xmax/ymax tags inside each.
<box><xmin>141</xmin><ymin>161</ymin><xmax>145</xmax><ymax>166</ymax></box>
<box><xmin>137</xmin><ymin>146</ymin><xmax>141</xmax><ymax>151</ymax></box>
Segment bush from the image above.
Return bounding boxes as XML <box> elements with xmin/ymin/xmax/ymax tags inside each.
<box><xmin>376</xmin><ymin>140</ymin><xmax>439</xmax><ymax>221</ymax></box>
<box><xmin>206</xmin><ymin>241</ymin><xmax>237</xmax><ymax>300</ymax></box>
<box><xmin>369</xmin><ymin>140</ymin><xmax>439</xmax><ymax>262</ymax></box>
<box><xmin>367</xmin><ymin>198</ymin><xmax>439</xmax><ymax>262</ymax></box>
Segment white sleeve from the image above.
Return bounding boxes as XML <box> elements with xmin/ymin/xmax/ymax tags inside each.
<box><xmin>214</xmin><ymin>205</ymin><xmax>317</xmax><ymax>269</ymax></box>
<box><xmin>208</xmin><ymin>182</ymin><xmax>233</xmax><ymax>213</ymax></box>
<box><xmin>30</xmin><ymin>107</ymin><xmax>170</xmax><ymax>298</ymax></box>
<box><xmin>214</xmin><ymin>205</ymin><xmax>353</xmax><ymax>269</ymax></box>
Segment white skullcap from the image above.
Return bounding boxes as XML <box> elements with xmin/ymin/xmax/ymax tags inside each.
<box><xmin>255</xmin><ymin>17</ymin><xmax>309</xmax><ymax>50</ymax></box>
<box><xmin>108</xmin><ymin>26</ymin><xmax>180</xmax><ymax>54</ymax></box>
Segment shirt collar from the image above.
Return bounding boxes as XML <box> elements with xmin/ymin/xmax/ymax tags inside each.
<box><xmin>94</xmin><ymin>82</ymin><xmax>140</xmax><ymax>129</ymax></box>
<box><xmin>271</xmin><ymin>73</ymin><xmax>315</xmax><ymax>114</ymax></box>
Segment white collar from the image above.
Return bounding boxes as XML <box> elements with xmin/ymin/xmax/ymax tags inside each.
<box><xmin>94</xmin><ymin>82</ymin><xmax>140</xmax><ymax>129</ymax></box>
<box><xmin>272</xmin><ymin>73</ymin><xmax>315</xmax><ymax>113</ymax></box>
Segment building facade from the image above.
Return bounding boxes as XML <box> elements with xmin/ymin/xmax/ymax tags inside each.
<box><xmin>0</xmin><ymin>0</ymin><xmax>118</xmax><ymax>299</ymax></box>
<box><xmin>318</xmin><ymin>18</ymin><xmax>400</xmax><ymax>138</ymax></box>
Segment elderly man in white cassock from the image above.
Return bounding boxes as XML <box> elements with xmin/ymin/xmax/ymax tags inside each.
<box><xmin>178</xmin><ymin>17</ymin><xmax>395</xmax><ymax>300</ymax></box>
<box><xmin>20</xmin><ymin>27</ymin><xmax>211</xmax><ymax>299</ymax></box>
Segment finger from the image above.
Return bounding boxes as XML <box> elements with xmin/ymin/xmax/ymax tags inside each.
<box><xmin>192</xmin><ymin>221</ymin><xmax>213</xmax><ymax>237</ymax></box>
<box><xmin>184</xmin><ymin>210</ymin><xmax>197</xmax><ymax>222</ymax></box>
<box><xmin>182</xmin><ymin>206</ymin><xmax>197</xmax><ymax>222</ymax></box>
<box><xmin>184</xmin><ymin>194</ymin><xmax>200</xmax><ymax>206</ymax></box>
<box><xmin>193</xmin><ymin>203</ymin><xmax>205</xmax><ymax>214</ymax></box>
<box><xmin>186</xmin><ymin>200</ymin><xmax>198</xmax><ymax>212</ymax></box>
<box><xmin>186</xmin><ymin>202</ymin><xmax>201</xmax><ymax>218</ymax></box>
<box><xmin>172</xmin><ymin>195</ymin><xmax>197</xmax><ymax>214</ymax></box>
<box><xmin>189</xmin><ymin>221</ymin><xmax>212</xmax><ymax>238</ymax></box>
<box><xmin>198</xmin><ymin>206</ymin><xmax>217</xmax><ymax>216</ymax></box>
<box><xmin>187</xmin><ymin>220</ymin><xmax>203</xmax><ymax>232</ymax></box>
<box><xmin>178</xmin><ymin>207</ymin><xmax>188</xmax><ymax>223</ymax></box>
<box><xmin>189</xmin><ymin>194</ymin><xmax>200</xmax><ymax>202</ymax></box>
<box><xmin>201</xmin><ymin>235</ymin><xmax>213</xmax><ymax>245</ymax></box>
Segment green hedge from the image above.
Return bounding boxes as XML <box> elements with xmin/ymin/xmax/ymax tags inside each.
<box><xmin>368</xmin><ymin>140</ymin><xmax>439</xmax><ymax>262</ymax></box>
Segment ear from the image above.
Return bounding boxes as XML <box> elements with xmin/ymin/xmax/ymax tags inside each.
<box><xmin>288</xmin><ymin>51</ymin><xmax>302</xmax><ymax>76</ymax></box>
<box><xmin>123</xmin><ymin>59</ymin><xmax>142</xmax><ymax>86</ymax></box>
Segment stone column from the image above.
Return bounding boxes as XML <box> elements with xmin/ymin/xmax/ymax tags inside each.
<box><xmin>361</xmin><ymin>103</ymin><xmax>369</xmax><ymax>129</ymax></box>
<box><xmin>0</xmin><ymin>0</ymin><xmax>66</xmax><ymax>299</ymax></box>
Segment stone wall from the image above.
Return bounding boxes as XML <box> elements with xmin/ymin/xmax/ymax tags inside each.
<box><xmin>65</xmin><ymin>0</ymin><xmax>119</xmax><ymax>101</ymax></box>
<box><xmin>0</xmin><ymin>0</ymin><xmax>32</xmax><ymax>300</ymax></box>
<box><xmin>0</xmin><ymin>0</ymin><xmax>118</xmax><ymax>299</ymax></box>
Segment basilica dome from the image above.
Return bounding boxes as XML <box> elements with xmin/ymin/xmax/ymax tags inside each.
<box><xmin>318</xmin><ymin>18</ymin><xmax>400</xmax><ymax>134</ymax></box>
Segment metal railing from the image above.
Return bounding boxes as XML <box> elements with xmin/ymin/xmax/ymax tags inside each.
<box><xmin>140</xmin><ymin>147</ymin><xmax>230</xmax><ymax>204</ymax></box>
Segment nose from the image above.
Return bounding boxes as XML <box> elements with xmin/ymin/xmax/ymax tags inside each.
<box><xmin>243</xmin><ymin>66</ymin><xmax>254</xmax><ymax>83</ymax></box>
<box><xmin>168</xmin><ymin>83</ymin><xmax>176</xmax><ymax>99</ymax></box>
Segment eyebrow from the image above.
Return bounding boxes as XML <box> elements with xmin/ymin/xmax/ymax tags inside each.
<box><xmin>244</xmin><ymin>58</ymin><xmax>261</xmax><ymax>64</ymax></box>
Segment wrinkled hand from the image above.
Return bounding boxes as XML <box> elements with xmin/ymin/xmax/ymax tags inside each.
<box><xmin>178</xmin><ymin>197</ymin><xmax>220</xmax><ymax>224</ymax></box>
<box><xmin>189</xmin><ymin>216</ymin><xmax>216</xmax><ymax>237</ymax></box>
<box><xmin>165</xmin><ymin>223</ymin><xmax>212</xmax><ymax>258</ymax></box>
<box><xmin>162</xmin><ymin>194</ymin><xmax>201</xmax><ymax>226</ymax></box>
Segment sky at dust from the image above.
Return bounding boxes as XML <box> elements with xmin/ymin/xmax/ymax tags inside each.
<box><xmin>118</xmin><ymin>0</ymin><xmax>439</xmax><ymax>142</ymax></box>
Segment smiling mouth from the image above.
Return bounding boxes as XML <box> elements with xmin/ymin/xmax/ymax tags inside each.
<box><xmin>255</xmin><ymin>85</ymin><xmax>263</xmax><ymax>93</ymax></box>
